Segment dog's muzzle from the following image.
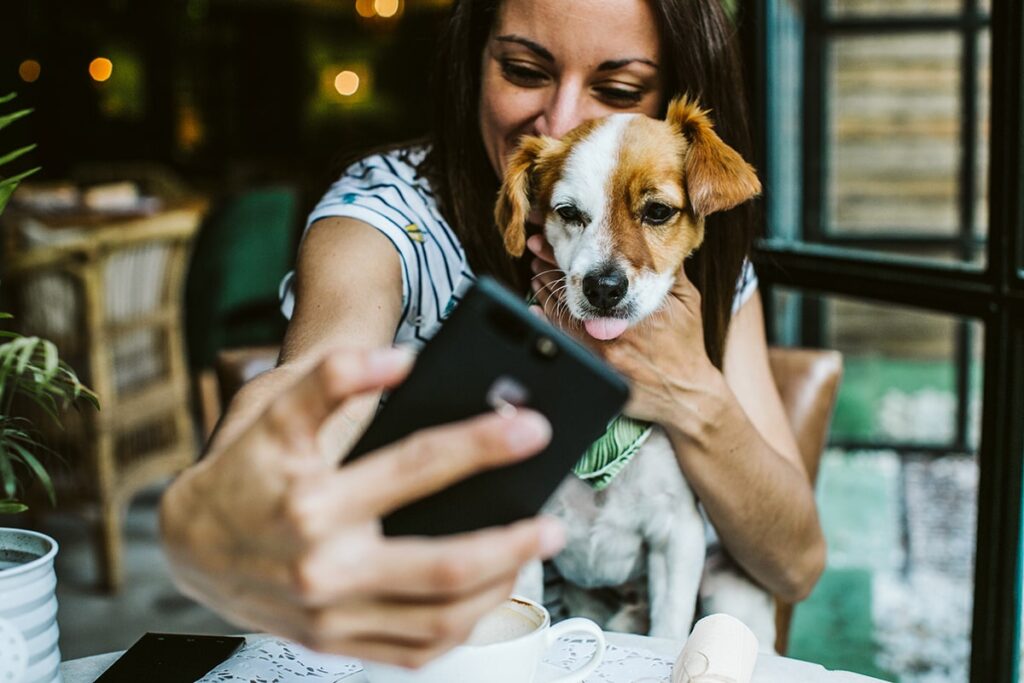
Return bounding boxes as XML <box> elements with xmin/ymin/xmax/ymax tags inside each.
<box><xmin>583</xmin><ymin>266</ymin><xmax>628</xmax><ymax>312</ymax></box>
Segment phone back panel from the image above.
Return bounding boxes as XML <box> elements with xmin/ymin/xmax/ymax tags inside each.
<box><xmin>346</xmin><ymin>276</ymin><xmax>629</xmax><ymax>537</ymax></box>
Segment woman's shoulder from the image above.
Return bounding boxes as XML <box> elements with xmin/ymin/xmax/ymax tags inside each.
<box><xmin>330</xmin><ymin>144</ymin><xmax>433</xmax><ymax>196</ymax></box>
<box><xmin>310</xmin><ymin>144</ymin><xmax>441</xmax><ymax>231</ymax></box>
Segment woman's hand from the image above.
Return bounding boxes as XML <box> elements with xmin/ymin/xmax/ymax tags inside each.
<box><xmin>526</xmin><ymin>234</ymin><xmax>721</xmax><ymax>427</ymax></box>
<box><xmin>160</xmin><ymin>347</ymin><xmax>564</xmax><ymax>668</ymax></box>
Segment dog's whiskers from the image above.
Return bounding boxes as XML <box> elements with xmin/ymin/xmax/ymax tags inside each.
<box><xmin>530</xmin><ymin>268</ymin><xmax>565</xmax><ymax>284</ymax></box>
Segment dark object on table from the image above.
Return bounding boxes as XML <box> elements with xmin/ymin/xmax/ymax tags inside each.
<box><xmin>94</xmin><ymin>633</ymin><xmax>245</xmax><ymax>683</ymax></box>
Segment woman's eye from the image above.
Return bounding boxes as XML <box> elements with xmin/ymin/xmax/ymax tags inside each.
<box><xmin>556</xmin><ymin>205</ymin><xmax>585</xmax><ymax>224</ymax></box>
<box><xmin>500</xmin><ymin>61</ymin><xmax>547</xmax><ymax>87</ymax></box>
<box><xmin>594</xmin><ymin>87</ymin><xmax>644</xmax><ymax>107</ymax></box>
<box><xmin>642</xmin><ymin>203</ymin><xmax>677</xmax><ymax>225</ymax></box>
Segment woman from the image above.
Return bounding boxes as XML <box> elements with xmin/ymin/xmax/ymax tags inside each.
<box><xmin>161</xmin><ymin>0</ymin><xmax>825</xmax><ymax>667</ymax></box>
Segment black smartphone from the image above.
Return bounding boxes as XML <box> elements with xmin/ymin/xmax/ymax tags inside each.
<box><xmin>95</xmin><ymin>633</ymin><xmax>245</xmax><ymax>683</ymax></box>
<box><xmin>344</xmin><ymin>275</ymin><xmax>630</xmax><ymax>537</ymax></box>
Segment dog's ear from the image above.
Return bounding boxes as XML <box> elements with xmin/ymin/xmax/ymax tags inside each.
<box><xmin>666</xmin><ymin>95</ymin><xmax>762</xmax><ymax>217</ymax></box>
<box><xmin>495</xmin><ymin>135</ymin><xmax>552</xmax><ymax>257</ymax></box>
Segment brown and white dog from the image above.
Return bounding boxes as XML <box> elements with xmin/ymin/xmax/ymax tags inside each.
<box><xmin>496</xmin><ymin>96</ymin><xmax>775</xmax><ymax>646</ymax></box>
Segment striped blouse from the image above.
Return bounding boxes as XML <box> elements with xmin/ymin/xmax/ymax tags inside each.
<box><xmin>280</xmin><ymin>145</ymin><xmax>758</xmax><ymax>348</ymax></box>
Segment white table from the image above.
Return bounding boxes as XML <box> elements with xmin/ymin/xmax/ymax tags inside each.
<box><xmin>60</xmin><ymin>632</ymin><xmax>890</xmax><ymax>682</ymax></box>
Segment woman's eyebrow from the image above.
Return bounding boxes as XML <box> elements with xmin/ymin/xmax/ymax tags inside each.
<box><xmin>596</xmin><ymin>57</ymin><xmax>659</xmax><ymax>71</ymax></box>
<box><xmin>494</xmin><ymin>34</ymin><xmax>657</xmax><ymax>72</ymax></box>
<box><xmin>495</xmin><ymin>34</ymin><xmax>555</xmax><ymax>63</ymax></box>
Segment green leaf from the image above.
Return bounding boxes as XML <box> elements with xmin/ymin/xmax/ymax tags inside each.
<box><xmin>9</xmin><ymin>441</ymin><xmax>54</xmax><ymax>506</ymax></box>
<box><xmin>0</xmin><ymin>108</ymin><xmax>33</xmax><ymax>132</ymax></box>
<box><xmin>0</xmin><ymin>144</ymin><xmax>37</xmax><ymax>170</ymax></box>
<box><xmin>0</xmin><ymin>338</ymin><xmax>24</xmax><ymax>373</ymax></box>
<box><xmin>40</xmin><ymin>339</ymin><xmax>58</xmax><ymax>383</ymax></box>
<box><xmin>0</xmin><ymin>452</ymin><xmax>15</xmax><ymax>498</ymax></box>
<box><xmin>0</xmin><ymin>93</ymin><xmax>17</xmax><ymax>105</ymax></box>
<box><xmin>0</xmin><ymin>181</ymin><xmax>17</xmax><ymax>215</ymax></box>
<box><xmin>17</xmin><ymin>387</ymin><xmax>60</xmax><ymax>423</ymax></box>
<box><xmin>16</xmin><ymin>336</ymin><xmax>40</xmax><ymax>374</ymax></box>
<box><xmin>0</xmin><ymin>501</ymin><xmax>28</xmax><ymax>514</ymax></box>
<box><xmin>0</xmin><ymin>313</ymin><xmax>14</xmax><ymax>321</ymax></box>
<box><xmin>5</xmin><ymin>434</ymin><xmax>40</xmax><ymax>451</ymax></box>
<box><xmin>0</xmin><ymin>167</ymin><xmax>40</xmax><ymax>189</ymax></box>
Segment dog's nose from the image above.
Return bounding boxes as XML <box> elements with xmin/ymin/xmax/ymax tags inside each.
<box><xmin>583</xmin><ymin>269</ymin><xmax>628</xmax><ymax>310</ymax></box>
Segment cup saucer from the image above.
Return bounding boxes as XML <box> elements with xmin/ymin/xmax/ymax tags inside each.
<box><xmin>535</xmin><ymin>661</ymin><xmax>576</xmax><ymax>682</ymax></box>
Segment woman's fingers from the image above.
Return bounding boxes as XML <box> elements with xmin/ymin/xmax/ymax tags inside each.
<box><xmin>529</xmin><ymin>260</ymin><xmax>567</xmax><ymax>323</ymax></box>
<box><xmin>306</xmin><ymin>577</ymin><xmax>518</xmax><ymax>652</ymax></box>
<box><xmin>256</xmin><ymin>347</ymin><xmax>414</xmax><ymax>452</ymax></box>
<box><xmin>526</xmin><ymin>234</ymin><xmax>556</xmax><ymax>264</ymax></box>
<box><xmin>302</xmin><ymin>411</ymin><xmax>552</xmax><ymax>528</ymax></box>
<box><xmin>668</xmin><ymin>265</ymin><xmax>701</xmax><ymax>307</ymax></box>
<box><xmin>293</xmin><ymin>516</ymin><xmax>564</xmax><ymax>605</ymax></box>
<box><xmin>372</xmin><ymin>522</ymin><xmax>561</xmax><ymax>597</ymax></box>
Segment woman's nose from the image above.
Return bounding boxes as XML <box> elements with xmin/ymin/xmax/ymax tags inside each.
<box><xmin>534</xmin><ymin>84</ymin><xmax>595</xmax><ymax>139</ymax></box>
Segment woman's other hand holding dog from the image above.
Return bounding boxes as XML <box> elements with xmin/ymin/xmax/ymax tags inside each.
<box><xmin>527</xmin><ymin>233</ymin><xmax>825</xmax><ymax>603</ymax></box>
<box><xmin>526</xmin><ymin>234</ymin><xmax>716</xmax><ymax>426</ymax></box>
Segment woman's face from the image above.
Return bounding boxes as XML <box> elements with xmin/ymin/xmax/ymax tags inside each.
<box><xmin>479</xmin><ymin>0</ymin><xmax>665</xmax><ymax>178</ymax></box>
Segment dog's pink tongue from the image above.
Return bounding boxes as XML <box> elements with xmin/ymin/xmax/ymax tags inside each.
<box><xmin>585</xmin><ymin>318</ymin><xmax>629</xmax><ymax>340</ymax></box>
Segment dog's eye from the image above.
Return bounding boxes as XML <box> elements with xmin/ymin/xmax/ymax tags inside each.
<box><xmin>642</xmin><ymin>203</ymin><xmax>677</xmax><ymax>225</ymax></box>
<box><xmin>555</xmin><ymin>205</ymin><xmax>585</xmax><ymax>225</ymax></box>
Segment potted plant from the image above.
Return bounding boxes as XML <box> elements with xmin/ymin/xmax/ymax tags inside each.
<box><xmin>0</xmin><ymin>91</ymin><xmax>98</xmax><ymax>683</ymax></box>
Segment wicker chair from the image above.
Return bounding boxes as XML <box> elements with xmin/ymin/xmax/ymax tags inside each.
<box><xmin>2</xmin><ymin>198</ymin><xmax>206</xmax><ymax>591</ymax></box>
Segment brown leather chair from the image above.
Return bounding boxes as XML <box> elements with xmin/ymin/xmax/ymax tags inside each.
<box><xmin>208</xmin><ymin>344</ymin><xmax>842</xmax><ymax>653</ymax></box>
<box><xmin>767</xmin><ymin>347</ymin><xmax>843</xmax><ymax>653</ymax></box>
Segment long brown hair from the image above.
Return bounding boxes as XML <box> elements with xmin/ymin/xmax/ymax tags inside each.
<box><xmin>418</xmin><ymin>0</ymin><xmax>757</xmax><ymax>368</ymax></box>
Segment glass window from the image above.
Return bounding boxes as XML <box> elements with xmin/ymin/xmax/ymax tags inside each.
<box><xmin>827</xmin><ymin>34</ymin><xmax>962</xmax><ymax>244</ymax></box>
<box><xmin>976</xmin><ymin>30</ymin><xmax>990</xmax><ymax>241</ymax></box>
<box><xmin>765</xmin><ymin>0</ymin><xmax>991</xmax><ymax>267</ymax></box>
<box><xmin>829</xmin><ymin>0</ymin><xmax>963</xmax><ymax>18</ymax></box>
<box><xmin>772</xmin><ymin>288</ymin><xmax>981</xmax><ymax>681</ymax></box>
<box><xmin>759</xmin><ymin>0</ymin><xmax>1018</xmax><ymax>678</ymax></box>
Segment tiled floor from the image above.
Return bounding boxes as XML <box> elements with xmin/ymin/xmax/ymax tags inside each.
<box><xmin>790</xmin><ymin>449</ymin><xmax>977</xmax><ymax>683</ymax></box>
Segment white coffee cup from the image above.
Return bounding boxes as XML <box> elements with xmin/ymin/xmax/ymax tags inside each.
<box><xmin>360</xmin><ymin>595</ymin><xmax>606</xmax><ymax>683</ymax></box>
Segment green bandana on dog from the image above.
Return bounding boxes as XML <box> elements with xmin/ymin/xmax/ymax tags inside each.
<box><xmin>573</xmin><ymin>416</ymin><xmax>653</xmax><ymax>491</ymax></box>
<box><xmin>523</xmin><ymin>292</ymin><xmax>649</xmax><ymax>490</ymax></box>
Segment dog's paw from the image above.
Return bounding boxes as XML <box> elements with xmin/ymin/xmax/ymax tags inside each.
<box><xmin>605</xmin><ymin>602</ymin><xmax>650</xmax><ymax>635</ymax></box>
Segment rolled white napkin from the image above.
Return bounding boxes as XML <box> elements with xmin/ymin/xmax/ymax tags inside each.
<box><xmin>672</xmin><ymin>614</ymin><xmax>759</xmax><ymax>683</ymax></box>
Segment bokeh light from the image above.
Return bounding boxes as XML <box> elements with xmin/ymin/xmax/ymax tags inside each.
<box><xmin>334</xmin><ymin>70</ymin><xmax>360</xmax><ymax>96</ymax></box>
<box><xmin>89</xmin><ymin>57</ymin><xmax>114</xmax><ymax>82</ymax></box>
<box><xmin>355</xmin><ymin>0</ymin><xmax>375</xmax><ymax>17</ymax></box>
<box><xmin>18</xmin><ymin>60</ymin><xmax>41</xmax><ymax>83</ymax></box>
<box><xmin>374</xmin><ymin>0</ymin><xmax>401</xmax><ymax>18</ymax></box>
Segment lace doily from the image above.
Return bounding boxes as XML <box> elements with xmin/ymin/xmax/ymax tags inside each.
<box><xmin>197</xmin><ymin>634</ymin><xmax>674</xmax><ymax>683</ymax></box>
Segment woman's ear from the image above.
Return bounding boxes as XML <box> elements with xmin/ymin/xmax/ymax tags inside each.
<box><xmin>666</xmin><ymin>95</ymin><xmax>762</xmax><ymax>217</ymax></box>
<box><xmin>495</xmin><ymin>135</ymin><xmax>552</xmax><ymax>257</ymax></box>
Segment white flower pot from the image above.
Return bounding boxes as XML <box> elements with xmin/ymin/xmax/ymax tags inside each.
<box><xmin>0</xmin><ymin>528</ymin><xmax>62</xmax><ymax>683</ymax></box>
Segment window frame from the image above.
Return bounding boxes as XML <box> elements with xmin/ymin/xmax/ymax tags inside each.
<box><xmin>741</xmin><ymin>0</ymin><xmax>1024</xmax><ymax>679</ymax></box>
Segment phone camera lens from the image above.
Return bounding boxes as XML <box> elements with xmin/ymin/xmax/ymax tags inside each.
<box><xmin>534</xmin><ymin>336</ymin><xmax>558</xmax><ymax>359</ymax></box>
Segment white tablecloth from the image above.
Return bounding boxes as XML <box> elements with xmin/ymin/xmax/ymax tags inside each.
<box><xmin>60</xmin><ymin>632</ymin><xmax>889</xmax><ymax>683</ymax></box>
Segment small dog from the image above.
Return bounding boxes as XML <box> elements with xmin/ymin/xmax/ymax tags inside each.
<box><xmin>497</xmin><ymin>96</ymin><xmax>776</xmax><ymax>646</ymax></box>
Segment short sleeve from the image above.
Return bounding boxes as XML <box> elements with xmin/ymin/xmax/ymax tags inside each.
<box><xmin>279</xmin><ymin>148</ymin><xmax>472</xmax><ymax>347</ymax></box>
